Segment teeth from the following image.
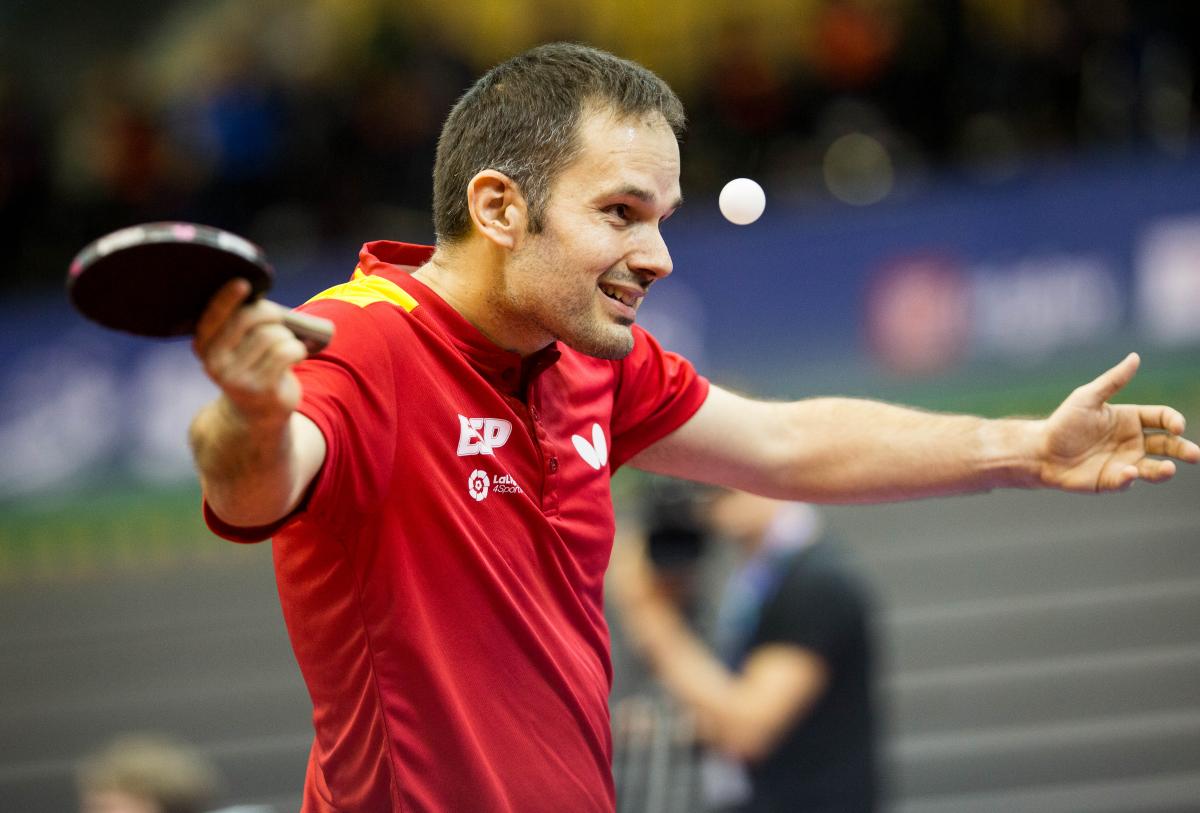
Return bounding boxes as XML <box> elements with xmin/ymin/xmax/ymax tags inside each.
<box><xmin>600</xmin><ymin>284</ymin><xmax>633</xmax><ymax>306</ymax></box>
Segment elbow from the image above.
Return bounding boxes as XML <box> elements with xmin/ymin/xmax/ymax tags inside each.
<box><xmin>698</xmin><ymin>701</ymin><xmax>789</xmax><ymax>763</ymax></box>
<box><xmin>760</xmin><ymin>400</ymin><xmax>840</xmax><ymax>503</ymax></box>
<box><xmin>707</xmin><ymin>719</ymin><xmax>782</xmax><ymax>763</ymax></box>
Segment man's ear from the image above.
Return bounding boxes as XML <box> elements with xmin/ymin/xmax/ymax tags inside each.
<box><xmin>466</xmin><ymin>170</ymin><xmax>528</xmax><ymax>249</ymax></box>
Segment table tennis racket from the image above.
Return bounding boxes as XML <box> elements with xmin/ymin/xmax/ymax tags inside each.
<box><xmin>67</xmin><ymin>221</ymin><xmax>333</xmax><ymax>353</ymax></box>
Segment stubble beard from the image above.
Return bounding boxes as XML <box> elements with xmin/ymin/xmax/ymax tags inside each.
<box><xmin>572</xmin><ymin>320</ymin><xmax>635</xmax><ymax>360</ymax></box>
<box><xmin>544</xmin><ymin>282</ymin><xmax>635</xmax><ymax>360</ymax></box>
<box><xmin>514</xmin><ymin>244</ymin><xmax>636</xmax><ymax>360</ymax></box>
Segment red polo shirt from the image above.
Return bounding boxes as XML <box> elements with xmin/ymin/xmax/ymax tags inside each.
<box><xmin>205</xmin><ymin>242</ymin><xmax>709</xmax><ymax>812</ymax></box>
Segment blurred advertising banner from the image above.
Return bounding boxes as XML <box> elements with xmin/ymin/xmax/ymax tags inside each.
<box><xmin>1136</xmin><ymin>214</ymin><xmax>1200</xmax><ymax>345</ymax></box>
<box><xmin>667</xmin><ymin>151</ymin><xmax>1200</xmax><ymax>380</ymax></box>
<box><xmin>0</xmin><ymin>302</ymin><xmax>217</xmax><ymax>499</ymax></box>
<box><xmin>4</xmin><ymin>152</ymin><xmax>1200</xmax><ymax>498</ymax></box>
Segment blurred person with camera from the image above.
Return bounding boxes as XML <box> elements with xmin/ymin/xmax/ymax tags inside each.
<box><xmin>610</xmin><ymin>490</ymin><xmax>878</xmax><ymax>812</ymax></box>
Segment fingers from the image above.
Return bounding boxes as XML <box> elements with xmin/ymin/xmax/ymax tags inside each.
<box><xmin>190</xmin><ymin>280</ymin><xmax>309</xmax><ymax>418</ymax></box>
<box><xmin>1099</xmin><ymin>459</ymin><xmax>1174</xmax><ymax>492</ymax></box>
<box><xmin>1095</xmin><ymin>437</ymin><xmax>1190</xmax><ymax>492</ymax></box>
<box><xmin>194</xmin><ymin>278</ymin><xmax>253</xmax><ymax>357</ymax></box>
<box><xmin>1136</xmin><ymin>457</ymin><xmax>1177</xmax><ymax>483</ymax></box>
<box><xmin>1097</xmin><ymin>461</ymin><xmax>1139</xmax><ymax>492</ymax></box>
<box><xmin>224</xmin><ymin>323</ymin><xmax>308</xmax><ymax>390</ymax></box>
<box><xmin>196</xmin><ymin>291</ymin><xmax>292</xmax><ymax>372</ymax></box>
<box><xmin>1078</xmin><ymin>352</ymin><xmax>1140</xmax><ymax>407</ymax></box>
<box><xmin>1144</xmin><ymin>432</ymin><xmax>1200</xmax><ymax>463</ymax></box>
<box><xmin>1138</xmin><ymin>405</ymin><xmax>1187</xmax><ymax>435</ymax></box>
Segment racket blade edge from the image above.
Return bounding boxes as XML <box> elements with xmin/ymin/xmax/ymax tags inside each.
<box><xmin>67</xmin><ymin>222</ymin><xmax>274</xmax><ymax>338</ymax></box>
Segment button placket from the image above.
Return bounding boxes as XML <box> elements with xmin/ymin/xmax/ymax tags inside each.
<box><xmin>528</xmin><ymin>383</ymin><xmax>559</xmax><ymax>515</ymax></box>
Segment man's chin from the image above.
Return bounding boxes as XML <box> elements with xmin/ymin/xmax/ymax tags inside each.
<box><xmin>564</xmin><ymin>324</ymin><xmax>635</xmax><ymax>360</ymax></box>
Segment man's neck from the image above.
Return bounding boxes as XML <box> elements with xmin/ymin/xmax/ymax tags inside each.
<box><xmin>413</xmin><ymin>242</ymin><xmax>546</xmax><ymax>356</ymax></box>
<box><xmin>412</xmin><ymin>246</ymin><xmax>485</xmax><ymax>325</ymax></box>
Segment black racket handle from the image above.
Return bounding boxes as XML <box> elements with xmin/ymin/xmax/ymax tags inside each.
<box><xmin>282</xmin><ymin>308</ymin><xmax>334</xmax><ymax>353</ymax></box>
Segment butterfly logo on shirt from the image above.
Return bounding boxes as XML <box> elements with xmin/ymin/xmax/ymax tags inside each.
<box><xmin>571</xmin><ymin>423</ymin><xmax>609</xmax><ymax>471</ymax></box>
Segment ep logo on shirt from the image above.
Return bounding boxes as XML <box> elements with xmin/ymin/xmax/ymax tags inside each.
<box><xmin>457</xmin><ymin>415</ymin><xmax>513</xmax><ymax>456</ymax></box>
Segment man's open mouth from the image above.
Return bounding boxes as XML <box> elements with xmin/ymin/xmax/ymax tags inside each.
<box><xmin>599</xmin><ymin>283</ymin><xmax>637</xmax><ymax>307</ymax></box>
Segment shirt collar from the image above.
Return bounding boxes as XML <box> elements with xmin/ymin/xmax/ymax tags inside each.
<box><xmin>356</xmin><ymin>241</ymin><xmax>561</xmax><ymax>396</ymax></box>
<box><xmin>734</xmin><ymin>503</ymin><xmax>823</xmax><ymax>578</ymax></box>
<box><xmin>760</xmin><ymin>503</ymin><xmax>822</xmax><ymax>553</ymax></box>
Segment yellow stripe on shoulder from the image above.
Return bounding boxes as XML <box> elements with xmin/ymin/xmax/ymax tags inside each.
<box><xmin>305</xmin><ymin>267</ymin><xmax>419</xmax><ymax>312</ymax></box>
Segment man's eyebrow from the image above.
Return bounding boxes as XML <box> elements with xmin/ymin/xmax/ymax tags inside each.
<box><xmin>604</xmin><ymin>184</ymin><xmax>684</xmax><ymax>211</ymax></box>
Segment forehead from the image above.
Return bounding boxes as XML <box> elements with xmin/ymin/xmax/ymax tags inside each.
<box><xmin>558</xmin><ymin>107</ymin><xmax>681</xmax><ymax>195</ymax></box>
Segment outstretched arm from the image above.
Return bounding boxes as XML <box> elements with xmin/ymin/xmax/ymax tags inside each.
<box><xmin>189</xmin><ymin>279</ymin><xmax>327</xmax><ymax>529</ymax></box>
<box><xmin>630</xmin><ymin>353</ymin><xmax>1198</xmax><ymax>502</ymax></box>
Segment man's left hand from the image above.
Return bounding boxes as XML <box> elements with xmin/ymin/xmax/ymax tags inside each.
<box><xmin>1037</xmin><ymin>353</ymin><xmax>1199</xmax><ymax>492</ymax></box>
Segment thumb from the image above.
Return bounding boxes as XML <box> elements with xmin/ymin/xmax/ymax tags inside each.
<box><xmin>1078</xmin><ymin>352</ymin><xmax>1140</xmax><ymax>407</ymax></box>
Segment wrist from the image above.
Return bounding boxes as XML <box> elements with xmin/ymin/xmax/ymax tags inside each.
<box><xmin>215</xmin><ymin>393</ymin><xmax>293</xmax><ymax>435</ymax></box>
<box><xmin>190</xmin><ymin>396</ymin><xmax>293</xmax><ymax>479</ymax></box>
<box><xmin>978</xmin><ymin>417</ymin><xmax>1046</xmax><ymax>489</ymax></box>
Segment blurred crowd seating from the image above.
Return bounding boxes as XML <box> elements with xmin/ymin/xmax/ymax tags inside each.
<box><xmin>1</xmin><ymin>0</ymin><xmax>1198</xmax><ymax>293</ymax></box>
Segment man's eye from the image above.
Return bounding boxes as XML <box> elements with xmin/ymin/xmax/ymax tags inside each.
<box><xmin>609</xmin><ymin>204</ymin><xmax>630</xmax><ymax>221</ymax></box>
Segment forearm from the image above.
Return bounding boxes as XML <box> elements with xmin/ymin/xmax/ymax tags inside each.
<box><xmin>622</xmin><ymin>596</ymin><xmax>741</xmax><ymax>742</ymax></box>
<box><xmin>627</xmin><ymin>597</ymin><xmax>733</xmax><ymax>711</ymax></box>
<box><xmin>189</xmin><ymin>396</ymin><xmax>316</xmax><ymax>527</ymax></box>
<box><xmin>640</xmin><ymin>356</ymin><xmax>1195</xmax><ymax>505</ymax></box>
<box><xmin>631</xmin><ymin>387</ymin><xmax>1049</xmax><ymax>503</ymax></box>
<box><xmin>623</xmin><ymin>593</ymin><xmax>814</xmax><ymax>760</ymax></box>
<box><xmin>774</xmin><ymin>398</ymin><xmax>1045</xmax><ymax>503</ymax></box>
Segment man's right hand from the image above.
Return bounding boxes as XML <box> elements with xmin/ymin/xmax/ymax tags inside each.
<box><xmin>188</xmin><ymin>278</ymin><xmax>326</xmax><ymax>530</ymax></box>
<box><xmin>193</xmin><ymin>278</ymin><xmax>310</xmax><ymax>425</ymax></box>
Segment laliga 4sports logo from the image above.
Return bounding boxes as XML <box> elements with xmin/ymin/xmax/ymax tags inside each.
<box><xmin>467</xmin><ymin>469</ymin><xmax>490</xmax><ymax>502</ymax></box>
<box><xmin>467</xmin><ymin>469</ymin><xmax>523</xmax><ymax>501</ymax></box>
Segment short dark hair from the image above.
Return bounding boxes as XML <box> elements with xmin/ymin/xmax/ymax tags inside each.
<box><xmin>433</xmin><ymin>42</ymin><xmax>686</xmax><ymax>243</ymax></box>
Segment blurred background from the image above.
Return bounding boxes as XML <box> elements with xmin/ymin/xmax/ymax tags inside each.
<box><xmin>1</xmin><ymin>0</ymin><xmax>1197</xmax><ymax>810</ymax></box>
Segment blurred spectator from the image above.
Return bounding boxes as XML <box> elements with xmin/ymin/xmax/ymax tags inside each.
<box><xmin>693</xmin><ymin>19</ymin><xmax>793</xmax><ymax>180</ymax></box>
<box><xmin>168</xmin><ymin>38</ymin><xmax>288</xmax><ymax>233</ymax></box>
<box><xmin>76</xmin><ymin>734</ymin><xmax>221</xmax><ymax>813</ymax></box>
<box><xmin>811</xmin><ymin>0</ymin><xmax>900</xmax><ymax>91</ymax></box>
<box><xmin>0</xmin><ymin>64</ymin><xmax>51</xmax><ymax>291</ymax></box>
<box><xmin>610</xmin><ymin>490</ymin><xmax>880</xmax><ymax>812</ymax></box>
<box><xmin>76</xmin><ymin>734</ymin><xmax>273</xmax><ymax>813</ymax></box>
<box><xmin>5</xmin><ymin>0</ymin><xmax>1200</xmax><ymax>294</ymax></box>
<box><xmin>54</xmin><ymin>58</ymin><xmax>187</xmax><ymax>250</ymax></box>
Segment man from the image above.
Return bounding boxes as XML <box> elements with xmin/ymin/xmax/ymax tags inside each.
<box><xmin>610</xmin><ymin>492</ymin><xmax>879</xmax><ymax>812</ymax></box>
<box><xmin>188</xmin><ymin>43</ymin><xmax>1197</xmax><ymax>812</ymax></box>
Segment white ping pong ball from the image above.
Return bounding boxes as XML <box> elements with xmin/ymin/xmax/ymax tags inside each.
<box><xmin>719</xmin><ymin>178</ymin><xmax>766</xmax><ymax>225</ymax></box>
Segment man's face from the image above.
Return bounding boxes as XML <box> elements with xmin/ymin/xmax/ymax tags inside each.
<box><xmin>498</xmin><ymin>108</ymin><xmax>682</xmax><ymax>359</ymax></box>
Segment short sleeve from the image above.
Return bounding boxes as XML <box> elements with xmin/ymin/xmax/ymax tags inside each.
<box><xmin>290</xmin><ymin>299</ymin><xmax>400</xmax><ymax>530</ymax></box>
<box><xmin>608</xmin><ymin>326</ymin><xmax>709</xmax><ymax>470</ymax></box>
<box><xmin>754</xmin><ymin>549</ymin><xmax>870</xmax><ymax>664</ymax></box>
<box><xmin>202</xmin><ymin>298</ymin><xmax>399</xmax><ymax>542</ymax></box>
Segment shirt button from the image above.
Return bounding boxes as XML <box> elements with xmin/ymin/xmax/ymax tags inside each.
<box><xmin>530</xmin><ymin>406</ymin><xmax>540</xmax><ymax>421</ymax></box>
<box><xmin>548</xmin><ymin>457</ymin><xmax>559</xmax><ymax>473</ymax></box>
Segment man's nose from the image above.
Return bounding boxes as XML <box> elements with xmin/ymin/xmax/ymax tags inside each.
<box><xmin>631</xmin><ymin>226</ymin><xmax>673</xmax><ymax>281</ymax></box>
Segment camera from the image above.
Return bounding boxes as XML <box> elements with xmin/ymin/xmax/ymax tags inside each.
<box><xmin>643</xmin><ymin>480</ymin><xmax>707</xmax><ymax>571</ymax></box>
